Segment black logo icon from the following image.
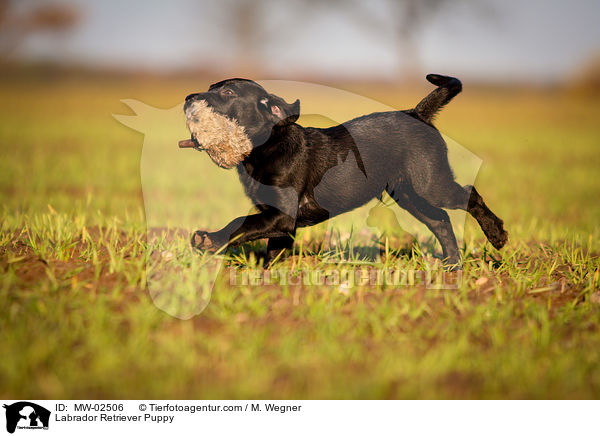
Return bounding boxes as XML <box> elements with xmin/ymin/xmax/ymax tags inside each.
<box><xmin>3</xmin><ymin>402</ymin><xmax>50</xmax><ymax>434</ymax></box>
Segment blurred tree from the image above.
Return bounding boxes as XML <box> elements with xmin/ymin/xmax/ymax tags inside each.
<box><xmin>0</xmin><ymin>0</ymin><xmax>79</xmax><ymax>60</ymax></box>
<box><xmin>568</xmin><ymin>54</ymin><xmax>600</xmax><ymax>95</ymax></box>
<box><xmin>203</xmin><ymin>0</ymin><xmax>493</xmax><ymax>79</ymax></box>
<box><xmin>298</xmin><ymin>0</ymin><xmax>493</xmax><ymax>80</ymax></box>
<box><xmin>388</xmin><ymin>0</ymin><xmax>450</xmax><ymax>79</ymax></box>
<box><xmin>230</xmin><ymin>0</ymin><xmax>264</xmax><ymax>75</ymax></box>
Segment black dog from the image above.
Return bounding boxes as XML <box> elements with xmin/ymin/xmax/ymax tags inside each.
<box><xmin>184</xmin><ymin>74</ymin><xmax>507</xmax><ymax>268</ymax></box>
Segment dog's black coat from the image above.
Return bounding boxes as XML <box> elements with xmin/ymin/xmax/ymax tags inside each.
<box><xmin>184</xmin><ymin>75</ymin><xmax>507</xmax><ymax>267</ymax></box>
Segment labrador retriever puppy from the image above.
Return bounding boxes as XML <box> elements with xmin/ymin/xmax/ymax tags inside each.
<box><xmin>183</xmin><ymin>74</ymin><xmax>508</xmax><ymax>268</ymax></box>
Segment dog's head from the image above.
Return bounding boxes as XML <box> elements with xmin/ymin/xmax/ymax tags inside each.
<box><xmin>184</xmin><ymin>78</ymin><xmax>300</xmax><ymax>147</ymax></box>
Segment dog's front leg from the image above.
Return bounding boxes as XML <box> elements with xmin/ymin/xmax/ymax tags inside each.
<box><xmin>265</xmin><ymin>233</ymin><xmax>296</xmax><ymax>264</ymax></box>
<box><xmin>191</xmin><ymin>208</ymin><xmax>296</xmax><ymax>252</ymax></box>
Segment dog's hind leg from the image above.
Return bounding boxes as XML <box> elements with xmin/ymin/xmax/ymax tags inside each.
<box><xmin>386</xmin><ymin>185</ymin><xmax>461</xmax><ymax>268</ymax></box>
<box><xmin>465</xmin><ymin>185</ymin><xmax>508</xmax><ymax>249</ymax></box>
<box><xmin>420</xmin><ymin>182</ymin><xmax>508</xmax><ymax>250</ymax></box>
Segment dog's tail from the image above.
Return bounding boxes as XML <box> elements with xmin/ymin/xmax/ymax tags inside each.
<box><xmin>414</xmin><ymin>74</ymin><xmax>462</xmax><ymax>123</ymax></box>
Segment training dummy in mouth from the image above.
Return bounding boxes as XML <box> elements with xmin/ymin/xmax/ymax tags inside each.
<box><xmin>179</xmin><ymin>100</ymin><xmax>253</xmax><ymax>169</ymax></box>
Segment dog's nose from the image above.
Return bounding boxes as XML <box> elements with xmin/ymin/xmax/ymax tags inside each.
<box><xmin>185</xmin><ymin>93</ymin><xmax>199</xmax><ymax>102</ymax></box>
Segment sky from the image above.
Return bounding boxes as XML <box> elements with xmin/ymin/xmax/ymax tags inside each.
<box><xmin>17</xmin><ymin>0</ymin><xmax>600</xmax><ymax>82</ymax></box>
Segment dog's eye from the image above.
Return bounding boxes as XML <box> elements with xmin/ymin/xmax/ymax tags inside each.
<box><xmin>221</xmin><ymin>89</ymin><xmax>234</xmax><ymax>96</ymax></box>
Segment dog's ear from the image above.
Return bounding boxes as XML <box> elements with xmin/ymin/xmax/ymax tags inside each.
<box><xmin>262</xmin><ymin>94</ymin><xmax>300</xmax><ymax>125</ymax></box>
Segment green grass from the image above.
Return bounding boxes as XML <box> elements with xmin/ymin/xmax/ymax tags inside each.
<box><xmin>1</xmin><ymin>76</ymin><xmax>599</xmax><ymax>398</ymax></box>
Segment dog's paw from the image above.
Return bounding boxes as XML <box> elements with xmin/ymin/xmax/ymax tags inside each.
<box><xmin>191</xmin><ymin>230</ymin><xmax>216</xmax><ymax>251</ymax></box>
<box><xmin>489</xmin><ymin>225</ymin><xmax>508</xmax><ymax>250</ymax></box>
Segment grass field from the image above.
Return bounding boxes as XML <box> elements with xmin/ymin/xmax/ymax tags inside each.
<box><xmin>1</xmin><ymin>74</ymin><xmax>600</xmax><ymax>398</ymax></box>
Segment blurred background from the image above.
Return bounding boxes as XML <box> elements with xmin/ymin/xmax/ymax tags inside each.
<box><xmin>2</xmin><ymin>0</ymin><xmax>600</xmax><ymax>84</ymax></box>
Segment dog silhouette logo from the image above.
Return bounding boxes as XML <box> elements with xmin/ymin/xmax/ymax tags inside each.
<box><xmin>3</xmin><ymin>402</ymin><xmax>50</xmax><ymax>434</ymax></box>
